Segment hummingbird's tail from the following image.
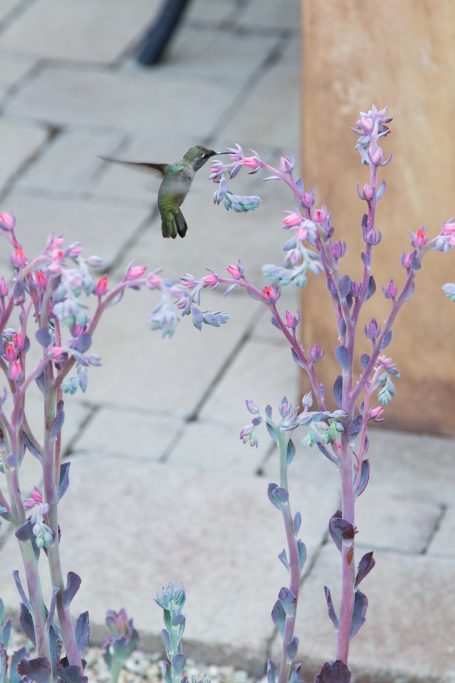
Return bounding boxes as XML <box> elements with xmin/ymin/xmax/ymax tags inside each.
<box><xmin>163</xmin><ymin>207</ymin><xmax>188</xmax><ymax>239</ymax></box>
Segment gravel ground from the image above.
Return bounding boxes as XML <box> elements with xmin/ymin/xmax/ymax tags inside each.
<box><xmin>8</xmin><ymin>629</ymin><xmax>256</xmax><ymax>683</ymax></box>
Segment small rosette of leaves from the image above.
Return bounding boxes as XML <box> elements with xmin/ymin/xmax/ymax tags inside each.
<box><xmin>103</xmin><ymin>609</ymin><xmax>139</xmax><ymax>683</ymax></box>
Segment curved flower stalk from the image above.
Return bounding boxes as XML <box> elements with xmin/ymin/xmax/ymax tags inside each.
<box><xmin>177</xmin><ymin>106</ymin><xmax>455</xmax><ymax>679</ymax></box>
<box><xmin>0</xmin><ymin>215</ymin><xmax>228</xmax><ymax>682</ymax></box>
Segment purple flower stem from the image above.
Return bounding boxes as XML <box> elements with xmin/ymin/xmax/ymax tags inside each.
<box><xmin>277</xmin><ymin>430</ymin><xmax>300</xmax><ymax>683</ymax></box>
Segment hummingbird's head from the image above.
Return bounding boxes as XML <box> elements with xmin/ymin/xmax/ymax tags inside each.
<box><xmin>184</xmin><ymin>145</ymin><xmax>217</xmax><ymax>171</ymax></box>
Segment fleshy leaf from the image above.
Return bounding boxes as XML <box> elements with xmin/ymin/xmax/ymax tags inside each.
<box><xmin>333</xmin><ymin>376</ymin><xmax>343</xmax><ymax>408</ymax></box>
<box><xmin>268</xmin><ymin>483</ymin><xmax>289</xmax><ymax>510</ymax></box>
<box><xmin>17</xmin><ymin>656</ymin><xmax>51</xmax><ymax>683</ymax></box>
<box><xmin>314</xmin><ymin>660</ymin><xmax>351</xmax><ymax>683</ymax></box>
<box><xmin>380</xmin><ymin>330</ymin><xmax>392</xmax><ymax>350</ymax></box>
<box><xmin>324</xmin><ymin>586</ymin><xmax>339</xmax><ymax>629</ymax></box>
<box><xmin>355</xmin><ymin>552</ymin><xmax>375</xmax><ymax>588</ymax></box>
<box><xmin>355</xmin><ymin>460</ymin><xmax>370</xmax><ymax>497</ymax></box>
<box><xmin>57</xmin><ymin>462</ymin><xmax>71</xmax><ymax>501</ymax></box>
<box><xmin>335</xmin><ymin>346</ymin><xmax>350</xmax><ymax>372</ymax></box>
<box><xmin>271</xmin><ymin>600</ymin><xmax>286</xmax><ymax>636</ymax></box>
<box><xmin>61</xmin><ymin>572</ymin><xmax>81</xmax><ymax>610</ymax></box>
<box><xmin>75</xmin><ymin>612</ymin><xmax>90</xmax><ymax>654</ymax></box>
<box><xmin>350</xmin><ymin>590</ymin><xmax>368</xmax><ymax>638</ymax></box>
<box><xmin>286</xmin><ymin>439</ymin><xmax>296</xmax><ymax>464</ymax></box>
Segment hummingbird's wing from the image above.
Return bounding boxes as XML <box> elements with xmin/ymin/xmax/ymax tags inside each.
<box><xmin>98</xmin><ymin>156</ymin><xmax>170</xmax><ymax>177</ymax></box>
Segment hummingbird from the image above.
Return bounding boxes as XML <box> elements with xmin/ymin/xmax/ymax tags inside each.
<box><xmin>100</xmin><ymin>145</ymin><xmax>223</xmax><ymax>239</ymax></box>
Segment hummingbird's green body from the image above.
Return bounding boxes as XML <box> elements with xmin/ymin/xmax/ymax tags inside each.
<box><xmin>100</xmin><ymin>145</ymin><xmax>218</xmax><ymax>239</ymax></box>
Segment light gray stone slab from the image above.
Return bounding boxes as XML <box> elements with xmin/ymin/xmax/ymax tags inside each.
<box><xmin>0</xmin><ymin>0</ymin><xmax>22</xmax><ymax>23</ymax></box>
<box><xmin>285</xmin><ymin>545</ymin><xmax>455</xmax><ymax>682</ymax></box>
<box><xmin>0</xmin><ymin>191</ymin><xmax>150</xmax><ymax>269</ymax></box>
<box><xmin>152</xmin><ymin>26</ymin><xmax>280</xmax><ymax>86</ymax></box>
<box><xmin>355</xmin><ymin>490</ymin><xmax>441</xmax><ymax>554</ymax></box>
<box><xmin>0</xmin><ymin>119</ymin><xmax>47</xmax><ymax>188</ymax></box>
<box><xmin>200</xmin><ymin>337</ymin><xmax>297</xmax><ymax>429</ymax></box>
<box><xmin>364</xmin><ymin>428</ymin><xmax>455</xmax><ymax>506</ymax></box>
<box><xmin>185</xmin><ymin>0</ymin><xmax>238</xmax><ymax>24</ymax></box>
<box><xmin>71</xmin><ymin>407</ymin><xmax>183</xmax><ymax>461</ymax></box>
<box><xmin>110</xmin><ymin>168</ymin><xmax>297</xmax><ymax>285</ymax></box>
<box><xmin>78</xmin><ymin>290</ymin><xmax>262</xmax><ymax>418</ymax></box>
<box><xmin>16</xmin><ymin>129</ymin><xmax>127</xmax><ymax>194</ymax></box>
<box><xmin>427</xmin><ymin>506</ymin><xmax>455</xmax><ymax>558</ymax></box>
<box><xmin>223</xmin><ymin>62</ymin><xmax>300</xmax><ymax>149</ymax></box>
<box><xmin>0</xmin><ymin>53</ymin><xmax>35</xmax><ymax>91</ymax></box>
<box><xmin>0</xmin><ymin>457</ymin><xmax>337</xmax><ymax>672</ymax></box>
<box><xmin>236</xmin><ymin>0</ymin><xmax>300</xmax><ymax>32</ymax></box>
<box><xmin>0</xmin><ymin>0</ymin><xmax>161</xmax><ymax>63</ymax></box>
<box><xmin>167</xmin><ymin>420</ymin><xmax>265</xmax><ymax>474</ymax></box>
<box><xmin>5</xmin><ymin>67</ymin><xmax>241</xmax><ymax>136</ymax></box>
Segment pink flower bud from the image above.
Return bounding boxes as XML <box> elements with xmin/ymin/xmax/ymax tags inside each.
<box><xmin>441</xmin><ymin>222</ymin><xmax>455</xmax><ymax>236</ymax></box>
<box><xmin>297</xmin><ymin>225</ymin><xmax>309</xmax><ymax>240</ymax></box>
<box><xmin>126</xmin><ymin>265</ymin><xmax>147</xmax><ymax>280</ymax></box>
<box><xmin>383</xmin><ymin>278</ymin><xmax>398</xmax><ymax>300</ymax></box>
<box><xmin>8</xmin><ymin>359</ymin><xmax>22</xmax><ymax>382</ymax></box>
<box><xmin>242</xmin><ymin>156</ymin><xmax>260</xmax><ymax>170</ymax></box>
<box><xmin>0</xmin><ymin>212</ymin><xmax>15</xmax><ymax>230</ymax></box>
<box><xmin>363</xmin><ymin>183</ymin><xmax>374</xmax><ymax>200</ymax></box>
<box><xmin>369</xmin><ymin>406</ymin><xmax>385</xmax><ymax>421</ymax></box>
<box><xmin>95</xmin><ymin>275</ymin><xmax>108</xmax><ymax>297</ymax></box>
<box><xmin>370</xmin><ymin>147</ymin><xmax>383</xmax><ymax>165</ymax></box>
<box><xmin>312</xmin><ymin>207</ymin><xmax>326</xmax><ymax>223</ymax></box>
<box><xmin>0</xmin><ymin>277</ymin><xmax>8</xmax><ymax>297</ymax></box>
<box><xmin>34</xmin><ymin>270</ymin><xmax>47</xmax><ymax>289</ymax></box>
<box><xmin>401</xmin><ymin>251</ymin><xmax>413</xmax><ymax>270</ymax></box>
<box><xmin>51</xmin><ymin>249</ymin><xmax>65</xmax><ymax>261</ymax></box>
<box><xmin>71</xmin><ymin>324</ymin><xmax>85</xmax><ymax>337</ymax></box>
<box><xmin>4</xmin><ymin>342</ymin><xmax>17</xmax><ymax>361</ymax></box>
<box><xmin>47</xmin><ymin>236</ymin><xmax>64</xmax><ymax>250</ymax></box>
<box><xmin>412</xmin><ymin>227</ymin><xmax>428</xmax><ymax>248</ymax></box>
<box><xmin>12</xmin><ymin>332</ymin><xmax>25</xmax><ymax>350</ymax></box>
<box><xmin>283</xmin><ymin>211</ymin><xmax>302</xmax><ymax>228</ymax></box>
<box><xmin>202</xmin><ymin>273</ymin><xmax>219</xmax><ymax>287</ymax></box>
<box><xmin>262</xmin><ymin>285</ymin><xmax>279</xmax><ymax>303</ymax></box>
<box><xmin>66</xmin><ymin>243</ymin><xmax>82</xmax><ymax>257</ymax></box>
<box><xmin>147</xmin><ymin>274</ymin><xmax>161</xmax><ymax>289</ymax></box>
<box><xmin>11</xmin><ymin>246</ymin><xmax>26</xmax><ymax>268</ymax></box>
<box><xmin>48</xmin><ymin>346</ymin><xmax>66</xmax><ymax>361</ymax></box>
<box><xmin>302</xmin><ymin>191</ymin><xmax>314</xmax><ymax>208</ymax></box>
<box><xmin>226</xmin><ymin>264</ymin><xmax>242</xmax><ymax>279</ymax></box>
<box><xmin>285</xmin><ymin>310</ymin><xmax>300</xmax><ymax>328</ymax></box>
<box><xmin>280</xmin><ymin>156</ymin><xmax>294</xmax><ymax>173</ymax></box>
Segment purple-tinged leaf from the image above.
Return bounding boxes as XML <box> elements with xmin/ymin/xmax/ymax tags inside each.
<box><xmin>324</xmin><ymin>586</ymin><xmax>339</xmax><ymax>629</ymax></box>
<box><xmin>268</xmin><ymin>483</ymin><xmax>289</xmax><ymax>510</ymax></box>
<box><xmin>49</xmin><ymin>625</ymin><xmax>62</xmax><ymax>678</ymax></box>
<box><xmin>338</xmin><ymin>318</ymin><xmax>346</xmax><ymax>338</ymax></box>
<box><xmin>335</xmin><ymin>346</ymin><xmax>350</xmax><ymax>372</ymax></box>
<box><xmin>333</xmin><ymin>376</ymin><xmax>343</xmax><ymax>408</ymax></box>
<box><xmin>171</xmin><ymin>653</ymin><xmax>186</xmax><ymax>675</ymax></box>
<box><xmin>224</xmin><ymin>283</ymin><xmax>237</xmax><ymax>297</ymax></box>
<box><xmin>338</xmin><ymin>275</ymin><xmax>351</xmax><ymax>298</ymax></box>
<box><xmin>36</xmin><ymin>370</ymin><xmax>45</xmax><ymax>394</ymax></box>
<box><xmin>271</xmin><ymin>600</ymin><xmax>286</xmax><ymax>636</ymax></box>
<box><xmin>286</xmin><ymin>439</ymin><xmax>296</xmax><ymax>464</ymax></box>
<box><xmin>331</xmin><ymin>518</ymin><xmax>355</xmax><ymax>543</ymax></box>
<box><xmin>314</xmin><ymin>660</ymin><xmax>351</xmax><ymax>683</ymax></box>
<box><xmin>291</xmin><ymin>347</ymin><xmax>305</xmax><ymax>369</ymax></box>
<box><xmin>375</xmin><ymin>180</ymin><xmax>386</xmax><ymax>202</ymax></box>
<box><xmin>36</xmin><ymin>328</ymin><xmax>52</xmax><ymax>347</ymax></box>
<box><xmin>17</xmin><ymin>656</ymin><xmax>51</xmax><ymax>683</ymax></box>
<box><xmin>57</xmin><ymin>665</ymin><xmax>88</xmax><ymax>683</ymax></box>
<box><xmin>329</xmin><ymin>511</ymin><xmax>343</xmax><ymax>551</ymax></box>
<box><xmin>57</xmin><ymin>462</ymin><xmax>71</xmax><ymax>502</ymax></box>
<box><xmin>266</xmin><ymin>422</ymin><xmax>278</xmax><ymax>444</ymax></box>
<box><xmin>22</xmin><ymin>431</ymin><xmax>43</xmax><ymax>462</ymax></box>
<box><xmin>245</xmin><ymin>399</ymin><xmax>259</xmax><ymax>415</ymax></box>
<box><xmin>10</xmin><ymin>647</ymin><xmax>28</xmax><ymax>683</ymax></box>
<box><xmin>61</xmin><ymin>572</ymin><xmax>81</xmax><ymax>610</ymax></box>
<box><xmin>0</xmin><ymin>643</ymin><xmax>7</xmax><ymax>682</ymax></box>
<box><xmin>297</xmin><ymin>539</ymin><xmax>307</xmax><ymax>570</ymax></box>
<box><xmin>278</xmin><ymin>587</ymin><xmax>296</xmax><ymax>615</ymax></box>
<box><xmin>348</xmin><ymin>415</ymin><xmax>363</xmax><ymax>441</ymax></box>
<box><xmin>286</xmin><ymin>636</ymin><xmax>299</xmax><ymax>661</ymax></box>
<box><xmin>73</xmin><ymin>333</ymin><xmax>92</xmax><ymax>354</ymax></box>
<box><xmin>350</xmin><ymin>590</ymin><xmax>368</xmax><ymax>638</ymax></box>
<box><xmin>360</xmin><ymin>353</ymin><xmax>370</xmax><ymax>370</ymax></box>
<box><xmin>15</xmin><ymin>520</ymin><xmax>34</xmax><ymax>542</ymax></box>
<box><xmin>289</xmin><ymin>663</ymin><xmax>303</xmax><ymax>683</ymax></box>
<box><xmin>278</xmin><ymin>549</ymin><xmax>290</xmax><ymax>571</ymax></box>
<box><xmin>13</xmin><ymin>571</ymin><xmax>32</xmax><ymax>612</ymax></box>
<box><xmin>355</xmin><ymin>552</ymin><xmax>375</xmax><ymax>588</ymax></box>
<box><xmin>380</xmin><ymin>330</ymin><xmax>392</xmax><ymax>350</ymax></box>
<box><xmin>192</xmin><ymin>306</ymin><xmax>203</xmax><ymax>331</ymax></box>
<box><xmin>19</xmin><ymin>603</ymin><xmax>35</xmax><ymax>645</ymax></box>
<box><xmin>366</xmin><ymin>275</ymin><xmax>376</xmax><ymax>300</ymax></box>
<box><xmin>317</xmin><ymin>443</ymin><xmax>339</xmax><ymax>466</ymax></box>
<box><xmin>46</xmin><ymin>588</ymin><xmax>60</xmax><ymax>629</ymax></box>
<box><xmin>355</xmin><ymin>460</ymin><xmax>370</xmax><ymax>497</ymax></box>
<box><xmin>51</xmin><ymin>402</ymin><xmax>65</xmax><ymax>439</ymax></box>
<box><xmin>267</xmin><ymin>659</ymin><xmax>277</xmax><ymax>683</ymax></box>
<box><xmin>293</xmin><ymin>511</ymin><xmax>301</xmax><ymax>534</ymax></box>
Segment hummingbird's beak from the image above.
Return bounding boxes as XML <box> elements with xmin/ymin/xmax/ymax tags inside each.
<box><xmin>214</xmin><ymin>151</ymin><xmax>230</xmax><ymax>155</ymax></box>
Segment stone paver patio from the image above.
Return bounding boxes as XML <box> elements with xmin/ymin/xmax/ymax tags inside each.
<box><xmin>0</xmin><ymin>1</ymin><xmax>454</xmax><ymax>682</ymax></box>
